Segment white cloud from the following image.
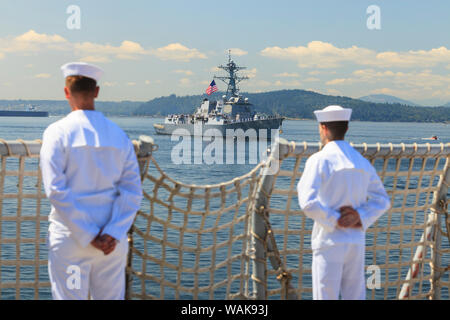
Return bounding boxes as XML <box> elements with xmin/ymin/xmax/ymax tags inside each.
<box><xmin>1</xmin><ymin>30</ymin><xmax>70</xmax><ymax>54</ymax></box>
<box><xmin>0</xmin><ymin>30</ymin><xmax>206</xmax><ymax>64</ymax></box>
<box><xmin>274</xmin><ymin>79</ymin><xmax>301</xmax><ymax>87</ymax></box>
<box><xmin>284</xmin><ymin>80</ymin><xmax>301</xmax><ymax>87</ymax></box>
<box><xmin>274</xmin><ymin>72</ymin><xmax>299</xmax><ymax>78</ymax></box>
<box><xmin>431</xmin><ymin>89</ymin><xmax>450</xmax><ymax>99</ymax></box>
<box><xmin>327</xmin><ymin>88</ymin><xmax>342</xmax><ymax>96</ymax></box>
<box><xmin>261</xmin><ymin>41</ymin><xmax>450</xmax><ymax>69</ymax></box>
<box><xmin>369</xmin><ymin>47</ymin><xmax>450</xmax><ymax>68</ymax></box>
<box><xmin>304</xmin><ymin>77</ymin><xmax>320</xmax><ymax>82</ymax></box>
<box><xmin>81</xmin><ymin>55</ymin><xmax>112</xmax><ymax>63</ymax></box>
<box><xmin>103</xmin><ymin>82</ymin><xmax>118</xmax><ymax>87</ymax></box>
<box><xmin>34</xmin><ymin>73</ymin><xmax>51</xmax><ymax>79</ymax></box>
<box><xmin>261</xmin><ymin>41</ymin><xmax>373</xmax><ymax>69</ymax></box>
<box><xmin>326</xmin><ymin>78</ymin><xmax>349</xmax><ymax>85</ymax></box>
<box><xmin>150</xmin><ymin>43</ymin><xmax>207</xmax><ymax>62</ymax></box>
<box><xmin>327</xmin><ymin>89</ymin><xmax>342</xmax><ymax>96</ymax></box>
<box><xmin>249</xmin><ymin>89</ymin><xmax>270</xmax><ymax>93</ymax></box>
<box><xmin>326</xmin><ymin>68</ymin><xmax>450</xmax><ymax>101</ymax></box>
<box><xmin>245</xmin><ymin>79</ymin><xmax>272</xmax><ymax>88</ymax></box>
<box><xmin>370</xmin><ymin>88</ymin><xmax>402</xmax><ymax>95</ymax></box>
<box><xmin>127</xmin><ymin>82</ymin><xmax>136</xmax><ymax>86</ymax></box>
<box><xmin>0</xmin><ymin>30</ymin><xmax>145</xmax><ymax>62</ymax></box>
<box><xmin>228</xmin><ymin>48</ymin><xmax>248</xmax><ymax>56</ymax></box>
<box><xmin>327</xmin><ymin>69</ymin><xmax>450</xmax><ymax>88</ymax></box>
<box><xmin>173</xmin><ymin>69</ymin><xmax>194</xmax><ymax>76</ymax></box>
<box><xmin>144</xmin><ymin>80</ymin><xmax>162</xmax><ymax>85</ymax></box>
<box><xmin>309</xmin><ymin>70</ymin><xmax>337</xmax><ymax>75</ymax></box>
<box><xmin>74</xmin><ymin>40</ymin><xmax>147</xmax><ymax>61</ymax></box>
<box><xmin>15</xmin><ymin>29</ymin><xmax>66</xmax><ymax>44</ymax></box>
<box><xmin>179</xmin><ymin>78</ymin><xmax>191</xmax><ymax>86</ymax></box>
<box><xmin>243</xmin><ymin>68</ymin><xmax>257</xmax><ymax>79</ymax></box>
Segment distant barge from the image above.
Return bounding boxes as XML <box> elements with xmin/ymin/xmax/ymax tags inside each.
<box><xmin>0</xmin><ymin>110</ymin><xmax>49</xmax><ymax>117</ymax></box>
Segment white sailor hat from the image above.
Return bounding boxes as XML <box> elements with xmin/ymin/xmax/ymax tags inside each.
<box><xmin>313</xmin><ymin>105</ymin><xmax>352</xmax><ymax>122</ymax></box>
<box><xmin>60</xmin><ymin>62</ymin><xmax>104</xmax><ymax>82</ymax></box>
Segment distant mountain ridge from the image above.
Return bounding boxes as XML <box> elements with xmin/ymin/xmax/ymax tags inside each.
<box><xmin>136</xmin><ymin>89</ymin><xmax>450</xmax><ymax>122</ymax></box>
<box><xmin>358</xmin><ymin>94</ymin><xmax>420</xmax><ymax>106</ymax></box>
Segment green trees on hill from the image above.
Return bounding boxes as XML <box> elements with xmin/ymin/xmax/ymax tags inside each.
<box><xmin>1</xmin><ymin>90</ymin><xmax>449</xmax><ymax>122</ymax></box>
<box><xmin>134</xmin><ymin>90</ymin><xmax>450</xmax><ymax>122</ymax></box>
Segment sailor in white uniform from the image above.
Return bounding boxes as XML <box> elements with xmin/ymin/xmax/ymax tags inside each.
<box><xmin>297</xmin><ymin>105</ymin><xmax>390</xmax><ymax>300</ymax></box>
<box><xmin>40</xmin><ymin>62</ymin><xmax>143</xmax><ymax>300</ymax></box>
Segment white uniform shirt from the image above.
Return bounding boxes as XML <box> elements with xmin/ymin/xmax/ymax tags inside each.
<box><xmin>40</xmin><ymin>110</ymin><xmax>143</xmax><ymax>248</ymax></box>
<box><xmin>297</xmin><ymin>140</ymin><xmax>390</xmax><ymax>250</ymax></box>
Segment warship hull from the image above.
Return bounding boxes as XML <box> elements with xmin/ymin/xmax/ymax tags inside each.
<box><xmin>0</xmin><ymin>110</ymin><xmax>49</xmax><ymax>117</ymax></box>
<box><xmin>154</xmin><ymin>117</ymin><xmax>284</xmax><ymax>139</ymax></box>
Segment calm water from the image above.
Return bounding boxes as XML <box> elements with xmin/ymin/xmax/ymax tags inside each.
<box><xmin>0</xmin><ymin>115</ymin><xmax>448</xmax><ymax>300</ymax></box>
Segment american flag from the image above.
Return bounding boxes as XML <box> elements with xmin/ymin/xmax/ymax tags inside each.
<box><xmin>206</xmin><ymin>80</ymin><xmax>218</xmax><ymax>95</ymax></box>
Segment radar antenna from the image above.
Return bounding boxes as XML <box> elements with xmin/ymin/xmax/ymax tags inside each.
<box><xmin>214</xmin><ymin>50</ymin><xmax>249</xmax><ymax>97</ymax></box>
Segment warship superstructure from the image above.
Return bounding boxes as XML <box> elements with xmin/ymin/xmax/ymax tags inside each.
<box><xmin>153</xmin><ymin>52</ymin><xmax>284</xmax><ymax>139</ymax></box>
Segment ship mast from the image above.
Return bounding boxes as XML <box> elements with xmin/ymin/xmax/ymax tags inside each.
<box><xmin>214</xmin><ymin>50</ymin><xmax>249</xmax><ymax>98</ymax></box>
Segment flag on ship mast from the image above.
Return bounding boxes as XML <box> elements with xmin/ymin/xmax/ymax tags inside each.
<box><xmin>206</xmin><ymin>80</ymin><xmax>218</xmax><ymax>95</ymax></box>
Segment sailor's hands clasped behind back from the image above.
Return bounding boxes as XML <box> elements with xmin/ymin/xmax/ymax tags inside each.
<box><xmin>337</xmin><ymin>206</ymin><xmax>362</xmax><ymax>229</ymax></box>
<box><xmin>90</xmin><ymin>233</ymin><xmax>117</xmax><ymax>255</ymax></box>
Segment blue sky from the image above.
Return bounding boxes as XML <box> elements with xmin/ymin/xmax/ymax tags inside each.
<box><xmin>0</xmin><ymin>0</ymin><xmax>449</xmax><ymax>105</ymax></box>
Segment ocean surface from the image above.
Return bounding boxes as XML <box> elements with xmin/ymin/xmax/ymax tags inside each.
<box><xmin>0</xmin><ymin>115</ymin><xmax>449</xmax><ymax>300</ymax></box>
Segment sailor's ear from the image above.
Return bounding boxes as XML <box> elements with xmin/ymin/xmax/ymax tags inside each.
<box><xmin>320</xmin><ymin>123</ymin><xmax>330</xmax><ymax>136</ymax></box>
<box><xmin>319</xmin><ymin>123</ymin><xmax>326</xmax><ymax>131</ymax></box>
<box><xmin>64</xmin><ymin>87</ymin><xmax>71</xmax><ymax>99</ymax></box>
<box><xmin>94</xmin><ymin>86</ymin><xmax>100</xmax><ymax>98</ymax></box>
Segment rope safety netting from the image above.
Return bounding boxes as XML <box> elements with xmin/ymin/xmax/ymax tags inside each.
<box><xmin>128</xmin><ymin>140</ymin><xmax>450</xmax><ymax>300</ymax></box>
<box><xmin>0</xmin><ymin>138</ymin><xmax>449</xmax><ymax>300</ymax></box>
<box><xmin>248</xmin><ymin>141</ymin><xmax>450</xmax><ymax>300</ymax></box>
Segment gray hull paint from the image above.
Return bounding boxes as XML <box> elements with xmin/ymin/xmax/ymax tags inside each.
<box><xmin>154</xmin><ymin>118</ymin><xmax>283</xmax><ymax>139</ymax></box>
<box><xmin>0</xmin><ymin>111</ymin><xmax>49</xmax><ymax>117</ymax></box>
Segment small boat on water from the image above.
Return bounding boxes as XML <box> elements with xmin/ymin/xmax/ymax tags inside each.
<box><xmin>422</xmin><ymin>135</ymin><xmax>438</xmax><ymax>140</ymax></box>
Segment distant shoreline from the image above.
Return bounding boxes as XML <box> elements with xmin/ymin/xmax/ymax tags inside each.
<box><xmin>284</xmin><ymin>117</ymin><xmax>308</xmax><ymax>121</ymax></box>
<box><xmin>2</xmin><ymin>89</ymin><xmax>449</xmax><ymax>123</ymax></box>
<box><xmin>102</xmin><ymin>116</ymin><xmax>449</xmax><ymax>124</ymax></box>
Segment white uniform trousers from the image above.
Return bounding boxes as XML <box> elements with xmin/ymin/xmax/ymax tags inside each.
<box><xmin>312</xmin><ymin>243</ymin><xmax>366</xmax><ymax>300</ymax></box>
<box><xmin>47</xmin><ymin>231</ymin><xmax>129</xmax><ymax>300</ymax></box>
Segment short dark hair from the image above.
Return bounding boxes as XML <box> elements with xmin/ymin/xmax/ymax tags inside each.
<box><xmin>320</xmin><ymin>121</ymin><xmax>348</xmax><ymax>140</ymax></box>
<box><xmin>65</xmin><ymin>76</ymin><xmax>97</xmax><ymax>95</ymax></box>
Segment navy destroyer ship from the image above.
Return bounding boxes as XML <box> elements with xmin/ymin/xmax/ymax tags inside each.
<box><xmin>153</xmin><ymin>53</ymin><xmax>284</xmax><ymax>139</ymax></box>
